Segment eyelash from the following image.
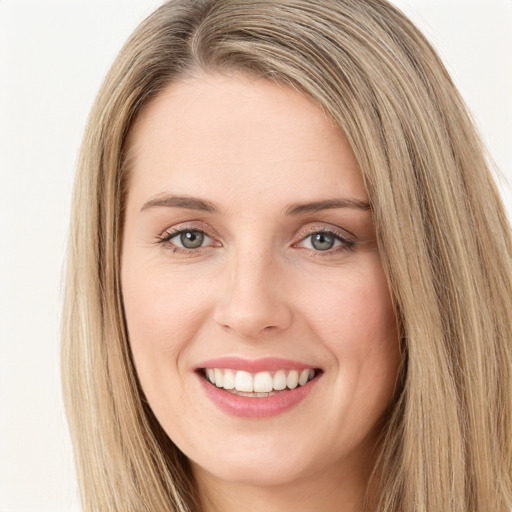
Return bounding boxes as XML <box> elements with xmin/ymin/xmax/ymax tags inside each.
<box><xmin>294</xmin><ymin>227</ymin><xmax>356</xmax><ymax>254</ymax></box>
<box><xmin>155</xmin><ymin>225</ymin><xmax>356</xmax><ymax>256</ymax></box>
<box><xmin>155</xmin><ymin>224</ymin><xmax>219</xmax><ymax>256</ymax></box>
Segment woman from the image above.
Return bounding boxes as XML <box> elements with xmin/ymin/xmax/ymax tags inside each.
<box><xmin>62</xmin><ymin>1</ymin><xmax>512</xmax><ymax>511</ymax></box>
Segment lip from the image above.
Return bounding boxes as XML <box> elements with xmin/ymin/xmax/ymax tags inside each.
<box><xmin>195</xmin><ymin>356</ymin><xmax>317</xmax><ymax>373</ymax></box>
<box><xmin>195</xmin><ymin>357</ymin><xmax>322</xmax><ymax>418</ymax></box>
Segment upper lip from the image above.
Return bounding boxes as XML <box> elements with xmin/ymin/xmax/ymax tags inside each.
<box><xmin>195</xmin><ymin>356</ymin><xmax>321</xmax><ymax>373</ymax></box>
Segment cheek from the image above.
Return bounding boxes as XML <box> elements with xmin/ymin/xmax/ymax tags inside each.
<box><xmin>121</xmin><ymin>262</ymin><xmax>214</xmax><ymax>439</ymax></box>
<box><xmin>299</xmin><ymin>259</ymin><xmax>399</xmax><ymax>394</ymax></box>
<box><xmin>121</xmin><ymin>261</ymin><xmax>209</xmax><ymax>377</ymax></box>
<box><xmin>303</xmin><ymin>261</ymin><xmax>396</xmax><ymax>343</ymax></box>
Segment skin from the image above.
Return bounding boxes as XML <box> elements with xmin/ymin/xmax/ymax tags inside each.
<box><xmin>121</xmin><ymin>72</ymin><xmax>400</xmax><ymax>512</ymax></box>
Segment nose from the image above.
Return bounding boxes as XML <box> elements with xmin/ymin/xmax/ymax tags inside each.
<box><xmin>213</xmin><ymin>247</ymin><xmax>293</xmax><ymax>338</ymax></box>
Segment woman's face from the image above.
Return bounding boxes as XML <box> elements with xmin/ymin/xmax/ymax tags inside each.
<box><xmin>121</xmin><ymin>73</ymin><xmax>400</xmax><ymax>490</ymax></box>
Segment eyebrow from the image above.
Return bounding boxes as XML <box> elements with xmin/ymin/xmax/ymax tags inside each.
<box><xmin>284</xmin><ymin>198</ymin><xmax>371</xmax><ymax>215</ymax></box>
<box><xmin>140</xmin><ymin>195</ymin><xmax>219</xmax><ymax>213</ymax></box>
<box><xmin>140</xmin><ymin>194</ymin><xmax>371</xmax><ymax>215</ymax></box>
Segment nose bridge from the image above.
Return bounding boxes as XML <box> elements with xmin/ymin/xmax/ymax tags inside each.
<box><xmin>214</xmin><ymin>238</ymin><xmax>292</xmax><ymax>337</ymax></box>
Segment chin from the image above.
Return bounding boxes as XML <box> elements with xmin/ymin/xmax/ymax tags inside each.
<box><xmin>192</xmin><ymin>452</ymin><xmax>310</xmax><ymax>488</ymax></box>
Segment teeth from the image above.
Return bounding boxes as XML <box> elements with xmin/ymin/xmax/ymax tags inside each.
<box><xmin>204</xmin><ymin>368</ymin><xmax>317</xmax><ymax>393</ymax></box>
<box><xmin>273</xmin><ymin>370</ymin><xmax>287</xmax><ymax>391</ymax></box>
<box><xmin>298</xmin><ymin>369</ymin><xmax>310</xmax><ymax>386</ymax></box>
<box><xmin>214</xmin><ymin>368</ymin><xmax>224</xmax><ymax>388</ymax></box>
<box><xmin>254</xmin><ymin>372</ymin><xmax>273</xmax><ymax>393</ymax></box>
<box><xmin>223</xmin><ymin>369</ymin><xmax>235</xmax><ymax>390</ymax></box>
<box><xmin>287</xmin><ymin>370</ymin><xmax>299</xmax><ymax>389</ymax></box>
<box><xmin>235</xmin><ymin>370</ymin><xmax>254</xmax><ymax>392</ymax></box>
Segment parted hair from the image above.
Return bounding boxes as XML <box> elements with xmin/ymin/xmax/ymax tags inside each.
<box><xmin>62</xmin><ymin>1</ymin><xmax>512</xmax><ymax>510</ymax></box>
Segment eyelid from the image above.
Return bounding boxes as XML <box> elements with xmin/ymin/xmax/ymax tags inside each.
<box><xmin>294</xmin><ymin>223</ymin><xmax>356</xmax><ymax>243</ymax></box>
<box><xmin>156</xmin><ymin>221</ymin><xmax>221</xmax><ymax>250</ymax></box>
<box><xmin>155</xmin><ymin>221</ymin><xmax>356</xmax><ymax>254</ymax></box>
<box><xmin>292</xmin><ymin>223</ymin><xmax>357</xmax><ymax>253</ymax></box>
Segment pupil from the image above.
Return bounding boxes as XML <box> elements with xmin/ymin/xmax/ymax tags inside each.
<box><xmin>180</xmin><ymin>231</ymin><xmax>204</xmax><ymax>249</ymax></box>
<box><xmin>312</xmin><ymin>233</ymin><xmax>334</xmax><ymax>251</ymax></box>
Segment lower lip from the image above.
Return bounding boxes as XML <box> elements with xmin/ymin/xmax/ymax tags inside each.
<box><xmin>198</xmin><ymin>373</ymin><xmax>320</xmax><ymax>418</ymax></box>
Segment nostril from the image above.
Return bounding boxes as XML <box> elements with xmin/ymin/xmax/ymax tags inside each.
<box><xmin>212</xmin><ymin>280</ymin><xmax>293</xmax><ymax>338</ymax></box>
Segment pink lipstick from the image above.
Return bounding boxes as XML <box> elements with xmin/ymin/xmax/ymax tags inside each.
<box><xmin>195</xmin><ymin>357</ymin><xmax>322</xmax><ymax>418</ymax></box>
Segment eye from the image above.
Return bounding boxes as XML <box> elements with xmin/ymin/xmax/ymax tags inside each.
<box><xmin>296</xmin><ymin>229</ymin><xmax>355</xmax><ymax>253</ymax></box>
<box><xmin>157</xmin><ymin>228</ymin><xmax>217</xmax><ymax>251</ymax></box>
<box><xmin>308</xmin><ymin>232</ymin><xmax>338</xmax><ymax>251</ymax></box>
<box><xmin>175</xmin><ymin>230</ymin><xmax>208</xmax><ymax>249</ymax></box>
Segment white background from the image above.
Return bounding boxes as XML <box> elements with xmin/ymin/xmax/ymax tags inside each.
<box><xmin>0</xmin><ymin>1</ymin><xmax>510</xmax><ymax>511</ymax></box>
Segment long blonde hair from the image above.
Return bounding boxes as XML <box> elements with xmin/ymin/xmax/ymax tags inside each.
<box><xmin>62</xmin><ymin>1</ymin><xmax>512</xmax><ymax>510</ymax></box>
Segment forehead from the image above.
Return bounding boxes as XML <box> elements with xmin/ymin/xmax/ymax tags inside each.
<box><xmin>125</xmin><ymin>73</ymin><xmax>367</xmax><ymax>208</ymax></box>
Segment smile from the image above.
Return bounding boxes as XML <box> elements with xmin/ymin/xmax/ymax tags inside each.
<box><xmin>196</xmin><ymin>359</ymin><xmax>323</xmax><ymax>418</ymax></box>
<box><xmin>203</xmin><ymin>368</ymin><xmax>317</xmax><ymax>396</ymax></box>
